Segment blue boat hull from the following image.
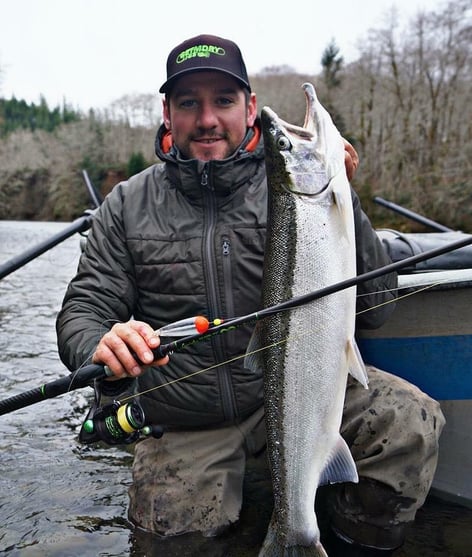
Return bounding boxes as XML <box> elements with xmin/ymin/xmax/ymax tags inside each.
<box><xmin>358</xmin><ymin>334</ymin><xmax>471</xmax><ymax>400</ymax></box>
<box><xmin>357</xmin><ymin>269</ymin><xmax>472</xmax><ymax>505</ymax></box>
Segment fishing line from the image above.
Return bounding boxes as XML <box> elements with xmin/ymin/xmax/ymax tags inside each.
<box><xmin>355</xmin><ymin>278</ymin><xmax>447</xmax><ymax>316</ymax></box>
<box><xmin>152</xmin><ymin>234</ymin><xmax>472</xmax><ymax>361</ymax></box>
<box><xmin>118</xmin><ymin>279</ymin><xmax>445</xmax><ymax>403</ymax></box>
<box><xmin>55</xmin><ymin>276</ymin><xmax>472</xmax><ymax>401</ymax></box>
<box><xmin>1</xmin><ymin>234</ymin><xmax>471</xmax><ymax>418</ymax></box>
<box><xmin>67</xmin><ymin>318</ymin><xmax>124</xmax><ymax>393</ymax></box>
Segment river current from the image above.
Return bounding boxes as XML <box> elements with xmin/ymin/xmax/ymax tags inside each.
<box><xmin>0</xmin><ymin>221</ymin><xmax>134</xmax><ymax>556</ymax></box>
<box><xmin>0</xmin><ymin>220</ymin><xmax>471</xmax><ymax>556</ymax></box>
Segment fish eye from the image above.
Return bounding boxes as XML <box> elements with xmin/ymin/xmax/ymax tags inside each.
<box><xmin>276</xmin><ymin>134</ymin><xmax>291</xmax><ymax>151</ymax></box>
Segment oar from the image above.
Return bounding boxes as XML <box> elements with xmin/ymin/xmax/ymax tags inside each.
<box><xmin>82</xmin><ymin>169</ymin><xmax>103</xmax><ymax>209</ymax></box>
<box><xmin>1</xmin><ymin>233</ymin><xmax>471</xmax><ymax>417</ymax></box>
<box><xmin>373</xmin><ymin>196</ymin><xmax>454</xmax><ymax>232</ymax></box>
<box><xmin>0</xmin><ymin>210</ymin><xmax>96</xmax><ymax>281</ymax></box>
<box><xmin>0</xmin><ymin>171</ymin><xmax>102</xmax><ymax>281</ymax></box>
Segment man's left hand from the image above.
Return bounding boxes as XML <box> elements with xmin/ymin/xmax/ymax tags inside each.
<box><xmin>344</xmin><ymin>139</ymin><xmax>359</xmax><ymax>181</ymax></box>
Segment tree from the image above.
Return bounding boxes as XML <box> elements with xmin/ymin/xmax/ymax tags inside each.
<box><xmin>0</xmin><ymin>96</ymin><xmax>80</xmax><ymax>136</ymax></box>
<box><xmin>337</xmin><ymin>0</ymin><xmax>472</xmax><ymax>229</ymax></box>
<box><xmin>321</xmin><ymin>39</ymin><xmax>343</xmax><ymax>92</ymax></box>
<box><xmin>107</xmin><ymin>93</ymin><xmax>161</xmax><ymax>128</ymax></box>
<box><xmin>320</xmin><ymin>39</ymin><xmax>347</xmax><ymax>135</ymax></box>
<box><xmin>127</xmin><ymin>151</ymin><xmax>147</xmax><ymax>177</ymax></box>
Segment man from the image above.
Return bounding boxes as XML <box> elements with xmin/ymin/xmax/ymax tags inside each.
<box><xmin>56</xmin><ymin>35</ymin><xmax>444</xmax><ymax>556</ymax></box>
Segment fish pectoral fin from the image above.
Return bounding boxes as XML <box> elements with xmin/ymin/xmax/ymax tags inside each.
<box><xmin>319</xmin><ymin>435</ymin><xmax>359</xmax><ymax>486</ymax></box>
<box><xmin>332</xmin><ymin>172</ymin><xmax>355</xmax><ymax>244</ymax></box>
<box><xmin>347</xmin><ymin>338</ymin><xmax>369</xmax><ymax>389</ymax></box>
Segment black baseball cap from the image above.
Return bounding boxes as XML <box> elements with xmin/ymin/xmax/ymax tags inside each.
<box><xmin>159</xmin><ymin>34</ymin><xmax>251</xmax><ymax>94</ymax></box>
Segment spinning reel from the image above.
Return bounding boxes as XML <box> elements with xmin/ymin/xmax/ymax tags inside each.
<box><xmin>79</xmin><ymin>399</ymin><xmax>164</xmax><ymax>445</ymax></box>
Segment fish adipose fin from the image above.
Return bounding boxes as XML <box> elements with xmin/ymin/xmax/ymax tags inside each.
<box><xmin>347</xmin><ymin>338</ymin><xmax>369</xmax><ymax>388</ymax></box>
<box><xmin>319</xmin><ymin>435</ymin><xmax>359</xmax><ymax>486</ymax></box>
<box><xmin>259</xmin><ymin>518</ymin><xmax>329</xmax><ymax>557</ymax></box>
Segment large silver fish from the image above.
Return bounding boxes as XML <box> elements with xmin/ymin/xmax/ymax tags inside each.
<box><xmin>250</xmin><ymin>83</ymin><xmax>368</xmax><ymax>556</ymax></box>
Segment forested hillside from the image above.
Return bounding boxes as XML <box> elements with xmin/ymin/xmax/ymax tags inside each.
<box><xmin>0</xmin><ymin>0</ymin><xmax>470</xmax><ymax>230</ymax></box>
<box><xmin>0</xmin><ymin>96</ymin><xmax>80</xmax><ymax>136</ymax></box>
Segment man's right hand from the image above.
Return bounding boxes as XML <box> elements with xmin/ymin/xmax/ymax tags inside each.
<box><xmin>92</xmin><ymin>320</ymin><xmax>169</xmax><ymax>378</ymax></box>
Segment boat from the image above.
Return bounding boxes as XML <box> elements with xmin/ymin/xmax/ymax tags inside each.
<box><xmin>357</xmin><ymin>230</ymin><xmax>472</xmax><ymax>508</ymax></box>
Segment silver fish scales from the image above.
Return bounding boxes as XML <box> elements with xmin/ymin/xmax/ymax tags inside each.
<box><xmin>249</xmin><ymin>82</ymin><xmax>368</xmax><ymax>557</ymax></box>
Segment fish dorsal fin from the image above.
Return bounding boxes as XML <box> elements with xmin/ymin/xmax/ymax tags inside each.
<box><xmin>319</xmin><ymin>435</ymin><xmax>359</xmax><ymax>486</ymax></box>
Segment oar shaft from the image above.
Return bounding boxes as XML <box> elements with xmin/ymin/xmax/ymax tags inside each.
<box><xmin>0</xmin><ymin>212</ymin><xmax>95</xmax><ymax>281</ymax></box>
<box><xmin>374</xmin><ymin>196</ymin><xmax>453</xmax><ymax>232</ymax></box>
<box><xmin>82</xmin><ymin>169</ymin><xmax>103</xmax><ymax>209</ymax></box>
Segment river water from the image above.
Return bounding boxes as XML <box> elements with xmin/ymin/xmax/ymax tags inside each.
<box><xmin>0</xmin><ymin>220</ymin><xmax>471</xmax><ymax>557</ymax></box>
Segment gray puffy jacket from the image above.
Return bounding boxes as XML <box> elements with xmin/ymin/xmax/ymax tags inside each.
<box><xmin>56</xmin><ymin>122</ymin><xmax>396</xmax><ymax>428</ymax></box>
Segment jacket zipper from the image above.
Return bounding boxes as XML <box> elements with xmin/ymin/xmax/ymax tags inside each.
<box><xmin>222</xmin><ymin>238</ymin><xmax>235</xmax><ymax>319</ymax></box>
<box><xmin>201</xmin><ymin>166</ymin><xmax>238</xmax><ymax>422</ymax></box>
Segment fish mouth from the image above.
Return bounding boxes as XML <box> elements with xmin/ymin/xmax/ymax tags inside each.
<box><xmin>261</xmin><ymin>107</ymin><xmax>313</xmax><ymax>142</ymax></box>
<box><xmin>261</xmin><ymin>82</ymin><xmax>318</xmax><ymax>141</ymax></box>
<box><xmin>261</xmin><ymin>83</ymin><xmax>330</xmax><ymax>196</ymax></box>
<box><xmin>261</xmin><ymin>82</ymin><xmax>346</xmax><ymax>196</ymax></box>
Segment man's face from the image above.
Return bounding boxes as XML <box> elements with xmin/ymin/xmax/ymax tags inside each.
<box><xmin>163</xmin><ymin>71</ymin><xmax>257</xmax><ymax>161</ymax></box>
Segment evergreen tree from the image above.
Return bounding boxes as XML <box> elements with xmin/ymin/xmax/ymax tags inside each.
<box><xmin>320</xmin><ymin>39</ymin><xmax>347</xmax><ymax>136</ymax></box>
<box><xmin>0</xmin><ymin>96</ymin><xmax>80</xmax><ymax>136</ymax></box>
<box><xmin>127</xmin><ymin>151</ymin><xmax>147</xmax><ymax>177</ymax></box>
<box><xmin>321</xmin><ymin>39</ymin><xmax>344</xmax><ymax>91</ymax></box>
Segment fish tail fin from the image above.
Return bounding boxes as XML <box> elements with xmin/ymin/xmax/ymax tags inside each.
<box><xmin>347</xmin><ymin>338</ymin><xmax>369</xmax><ymax>389</ymax></box>
<box><xmin>259</xmin><ymin>525</ymin><xmax>329</xmax><ymax>556</ymax></box>
<box><xmin>319</xmin><ymin>435</ymin><xmax>359</xmax><ymax>486</ymax></box>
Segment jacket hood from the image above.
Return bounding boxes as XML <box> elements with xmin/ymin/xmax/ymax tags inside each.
<box><xmin>154</xmin><ymin>119</ymin><xmax>265</xmax><ymax>199</ymax></box>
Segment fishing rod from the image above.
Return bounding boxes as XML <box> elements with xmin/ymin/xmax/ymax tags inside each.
<box><xmin>374</xmin><ymin>196</ymin><xmax>454</xmax><ymax>233</ymax></box>
<box><xmin>1</xmin><ymin>232</ymin><xmax>471</xmax><ymax>422</ymax></box>
<box><xmin>155</xmin><ymin>232</ymin><xmax>472</xmax><ymax>358</ymax></box>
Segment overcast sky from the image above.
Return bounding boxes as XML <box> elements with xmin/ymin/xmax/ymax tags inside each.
<box><xmin>0</xmin><ymin>0</ymin><xmax>444</xmax><ymax>112</ymax></box>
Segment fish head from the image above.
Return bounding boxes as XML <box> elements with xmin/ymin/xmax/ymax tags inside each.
<box><xmin>261</xmin><ymin>82</ymin><xmax>345</xmax><ymax>198</ymax></box>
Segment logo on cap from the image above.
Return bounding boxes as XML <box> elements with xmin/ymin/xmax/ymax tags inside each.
<box><xmin>176</xmin><ymin>44</ymin><xmax>226</xmax><ymax>64</ymax></box>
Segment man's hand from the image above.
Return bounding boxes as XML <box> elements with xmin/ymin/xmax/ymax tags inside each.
<box><xmin>343</xmin><ymin>138</ymin><xmax>359</xmax><ymax>181</ymax></box>
<box><xmin>92</xmin><ymin>320</ymin><xmax>169</xmax><ymax>378</ymax></box>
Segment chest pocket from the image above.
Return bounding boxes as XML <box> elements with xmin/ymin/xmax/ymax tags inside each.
<box><xmin>223</xmin><ymin>226</ymin><xmax>266</xmax><ymax>317</ymax></box>
<box><xmin>128</xmin><ymin>236</ymin><xmax>206</xmax><ymax>327</ymax></box>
